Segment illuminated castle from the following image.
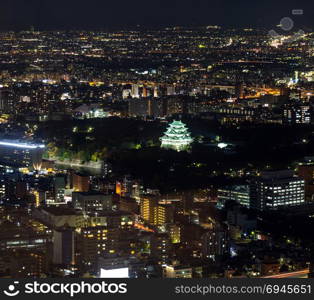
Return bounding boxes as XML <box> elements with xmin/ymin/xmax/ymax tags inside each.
<box><xmin>160</xmin><ymin>120</ymin><xmax>193</xmax><ymax>152</ymax></box>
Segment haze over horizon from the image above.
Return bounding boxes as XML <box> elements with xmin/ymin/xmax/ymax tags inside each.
<box><xmin>0</xmin><ymin>0</ymin><xmax>313</xmax><ymax>31</ymax></box>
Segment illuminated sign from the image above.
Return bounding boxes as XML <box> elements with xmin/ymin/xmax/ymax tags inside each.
<box><xmin>100</xmin><ymin>268</ymin><xmax>129</xmax><ymax>278</ymax></box>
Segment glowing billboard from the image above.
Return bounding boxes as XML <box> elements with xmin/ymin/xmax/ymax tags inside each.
<box><xmin>100</xmin><ymin>268</ymin><xmax>129</xmax><ymax>278</ymax></box>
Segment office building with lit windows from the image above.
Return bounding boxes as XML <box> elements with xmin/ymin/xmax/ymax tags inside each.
<box><xmin>79</xmin><ymin>226</ymin><xmax>120</xmax><ymax>268</ymax></box>
<box><xmin>201</xmin><ymin>223</ymin><xmax>229</xmax><ymax>261</ymax></box>
<box><xmin>151</xmin><ymin>233</ymin><xmax>172</xmax><ymax>265</ymax></box>
<box><xmin>283</xmin><ymin>104</ymin><xmax>311</xmax><ymax>124</ymax></box>
<box><xmin>140</xmin><ymin>197</ymin><xmax>173</xmax><ymax>226</ymax></box>
<box><xmin>140</xmin><ymin>196</ymin><xmax>158</xmax><ymax>224</ymax></box>
<box><xmin>72</xmin><ymin>192</ymin><xmax>112</xmax><ymax>213</ymax></box>
<box><xmin>0</xmin><ymin>219</ymin><xmax>52</xmax><ymax>251</ymax></box>
<box><xmin>87</xmin><ymin>211</ymin><xmax>134</xmax><ymax>228</ymax></box>
<box><xmin>250</xmin><ymin>170</ymin><xmax>305</xmax><ymax>211</ymax></box>
<box><xmin>153</xmin><ymin>204</ymin><xmax>174</xmax><ymax>226</ymax></box>
<box><xmin>217</xmin><ymin>185</ymin><xmax>250</xmax><ymax>208</ymax></box>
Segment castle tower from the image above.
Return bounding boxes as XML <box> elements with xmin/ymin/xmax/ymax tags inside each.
<box><xmin>160</xmin><ymin>120</ymin><xmax>193</xmax><ymax>152</ymax></box>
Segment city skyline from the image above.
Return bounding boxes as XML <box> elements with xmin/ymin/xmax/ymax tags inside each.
<box><xmin>0</xmin><ymin>2</ymin><xmax>314</xmax><ymax>281</ymax></box>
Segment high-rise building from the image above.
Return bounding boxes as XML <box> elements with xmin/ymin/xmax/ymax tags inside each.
<box><xmin>86</xmin><ymin>211</ymin><xmax>134</xmax><ymax>228</ymax></box>
<box><xmin>140</xmin><ymin>196</ymin><xmax>173</xmax><ymax>226</ymax></box>
<box><xmin>118</xmin><ymin>177</ymin><xmax>141</xmax><ymax>199</ymax></box>
<box><xmin>72</xmin><ymin>192</ymin><xmax>112</xmax><ymax>213</ymax></box>
<box><xmin>160</xmin><ymin>120</ymin><xmax>193</xmax><ymax>152</ymax></box>
<box><xmin>131</xmin><ymin>84</ymin><xmax>140</xmax><ymax>98</ymax></box>
<box><xmin>128</xmin><ymin>98</ymin><xmax>163</xmax><ymax>118</ymax></box>
<box><xmin>153</xmin><ymin>204</ymin><xmax>174</xmax><ymax>226</ymax></box>
<box><xmin>202</xmin><ymin>224</ymin><xmax>229</xmax><ymax>261</ymax></box>
<box><xmin>52</xmin><ymin>225</ymin><xmax>75</xmax><ymax>266</ymax></box>
<box><xmin>148</xmin><ymin>99</ymin><xmax>164</xmax><ymax>118</ymax></box>
<box><xmin>153</xmin><ymin>86</ymin><xmax>159</xmax><ymax>98</ymax></box>
<box><xmin>151</xmin><ymin>233</ymin><xmax>172</xmax><ymax>265</ymax></box>
<box><xmin>79</xmin><ymin>226</ymin><xmax>120</xmax><ymax>268</ymax></box>
<box><xmin>54</xmin><ymin>174</ymin><xmax>66</xmax><ymax>203</ymax></box>
<box><xmin>0</xmin><ymin>89</ymin><xmax>15</xmax><ymax>114</ymax></box>
<box><xmin>182</xmin><ymin>190</ymin><xmax>194</xmax><ymax>212</ymax></box>
<box><xmin>283</xmin><ymin>105</ymin><xmax>311</xmax><ymax>124</ymax></box>
<box><xmin>165</xmin><ymin>97</ymin><xmax>185</xmax><ymax>115</ymax></box>
<box><xmin>167</xmin><ymin>224</ymin><xmax>181</xmax><ymax>244</ymax></box>
<box><xmin>128</xmin><ymin>98</ymin><xmax>149</xmax><ymax>117</ymax></box>
<box><xmin>121</xmin><ymin>176</ymin><xmax>133</xmax><ymax>197</ymax></box>
<box><xmin>142</xmin><ymin>86</ymin><xmax>148</xmax><ymax>98</ymax></box>
<box><xmin>235</xmin><ymin>82</ymin><xmax>244</xmax><ymax>99</ymax></box>
<box><xmin>140</xmin><ymin>197</ymin><xmax>158</xmax><ymax>224</ymax></box>
<box><xmin>250</xmin><ymin>170</ymin><xmax>305</xmax><ymax>211</ymax></box>
<box><xmin>33</xmin><ymin>207</ymin><xmax>85</xmax><ymax>229</ymax></box>
<box><xmin>116</xmin><ymin>182</ymin><xmax>122</xmax><ymax>196</ymax></box>
<box><xmin>119</xmin><ymin>197</ymin><xmax>139</xmax><ymax>214</ymax></box>
<box><xmin>298</xmin><ymin>158</ymin><xmax>314</xmax><ymax>199</ymax></box>
<box><xmin>0</xmin><ymin>178</ymin><xmax>5</xmax><ymax>200</ymax></box>
<box><xmin>0</xmin><ymin>219</ymin><xmax>51</xmax><ymax>251</ymax></box>
<box><xmin>0</xmin><ymin>250</ymin><xmax>47</xmax><ymax>278</ymax></box>
<box><xmin>73</xmin><ymin>173</ymin><xmax>90</xmax><ymax>192</ymax></box>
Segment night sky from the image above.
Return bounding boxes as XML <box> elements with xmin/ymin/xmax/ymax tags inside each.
<box><xmin>0</xmin><ymin>0</ymin><xmax>313</xmax><ymax>30</ymax></box>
